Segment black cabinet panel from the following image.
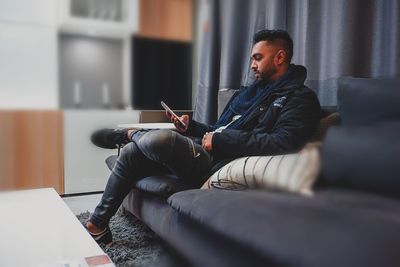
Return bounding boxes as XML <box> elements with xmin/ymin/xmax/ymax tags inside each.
<box><xmin>132</xmin><ymin>36</ymin><xmax>192</xmax><ymax>110</ymax></box>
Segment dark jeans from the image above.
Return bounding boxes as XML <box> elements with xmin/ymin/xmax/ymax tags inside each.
<box><xmin>90</xmin><ymin>129</ymin><xmax>212</xmax><ymax>228</ymax></box>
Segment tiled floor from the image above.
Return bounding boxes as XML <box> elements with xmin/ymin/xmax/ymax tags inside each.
<box><xmin>62</xmin><ymin>193</ymin><xmax>103</xmax><ymax>215</ymax></box>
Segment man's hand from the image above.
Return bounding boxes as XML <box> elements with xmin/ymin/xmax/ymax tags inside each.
<box><xmin>202</xmin><ymin>132</ymin><xmax>213</xmax><ymax>152</ymax></box>
<box><xmin>166</xmin><ymin>112</ymin><xmax>190</xmax><ymax>133</ymax></box>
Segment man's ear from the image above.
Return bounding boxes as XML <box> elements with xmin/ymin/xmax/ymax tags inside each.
<box><xmin>275</xmin><ymin>49</ymin><xmax>286</xmax><ymax>65</ymax></box>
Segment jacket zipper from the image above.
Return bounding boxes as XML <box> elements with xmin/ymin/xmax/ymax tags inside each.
<box><xmin>244</xmin><ymin>86</ymin><xmax>298</xmax><ymax>123</ymax></box>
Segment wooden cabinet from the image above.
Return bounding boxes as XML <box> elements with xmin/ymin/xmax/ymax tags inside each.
<box><xmin>0</xmin><ymin>110</ymin><xmax>142</xmax><ymax>195</ymax></box>
<box><xmin>0</xmin><ymin>111</ymin><xmax>64</xmax><ymax>194</ymax></box>
<box><xmin>138</xmin><ymin>0</ymin><xmax>193</xmax><ymax>41</ymax></box>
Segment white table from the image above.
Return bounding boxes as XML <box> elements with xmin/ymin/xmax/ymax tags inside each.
<box><xmin>0</xmin><ymin>188</ymin><xmax>113</xmax><ymax>267</ymax></box>
<box><xmin>117</xmin><ymin>122</ymin><xmax>175</xmax><ymax>129</ymax></box>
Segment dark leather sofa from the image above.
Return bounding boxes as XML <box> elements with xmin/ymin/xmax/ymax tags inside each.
<box><xmin>108</xmin><ymin>77</ymin><xmax>400</xmax><ymax>267</ymax></box>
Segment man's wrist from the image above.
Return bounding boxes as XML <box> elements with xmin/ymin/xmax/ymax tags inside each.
<box><xmin>127</xmin><ymin>130</ymin><xmax>134</xmax><ymax>141</ymax></box>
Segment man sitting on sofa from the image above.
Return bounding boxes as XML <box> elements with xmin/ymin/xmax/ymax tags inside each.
<box><xmin>87</xmin><ymin>29</ymin><xmax>321</xmax><ymax>244</ymax></box>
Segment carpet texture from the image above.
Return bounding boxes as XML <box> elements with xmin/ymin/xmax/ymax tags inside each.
<box><xmin>77</xmin><ymin>210</ymin><xmax>188</xmax><ymax>267</ymax></box>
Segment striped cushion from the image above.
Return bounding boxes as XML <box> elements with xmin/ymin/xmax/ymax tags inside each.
<box><xmin>202</xmin><ymin>144</ymin><xmax>321</xmax><ymax>196</ymax></box>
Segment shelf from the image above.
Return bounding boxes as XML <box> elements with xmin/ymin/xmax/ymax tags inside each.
<box><xmin>58</xmin><ymin>0</ymin><xmax>138</xmax><ymax>39</ymax></box>
<box><xmin>59</xmin><ymin>17</ymin><xmax>132</xmax><ymax>39</ymax></box>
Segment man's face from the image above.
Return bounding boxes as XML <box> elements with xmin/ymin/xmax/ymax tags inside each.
<box><xmin>250</xmin><ymin>41</ymin><xmax>280</xmax><ymax>83</ymax></box>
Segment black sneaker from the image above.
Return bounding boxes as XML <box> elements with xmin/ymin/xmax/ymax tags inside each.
<box><xmin>89</xmin><ymin>226</ymin><xmax>113</xmax><ymax>245</ymax></box>
<box><xmin>91</xmin><ymin>128</ymin><xmax>130</xmax><ymax>149</ymax></box>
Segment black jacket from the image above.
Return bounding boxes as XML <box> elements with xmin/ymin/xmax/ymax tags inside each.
<box><xmin>187</xmin><ymin>82</ymin><xmax>321</xmax><ymax>160</ymax></box>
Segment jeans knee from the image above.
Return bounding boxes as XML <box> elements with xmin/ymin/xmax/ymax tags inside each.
<box><xmin>137</xmin><ymin>129</ymin><xmax>175</xmax><ymax>161</ymax></box>
<box><xmin>118</xmin><ymin>142</ymin><xmax>136</xmax><ymax>161</ymax></box>
<box><xmin>113</xmin><ymin>142</ymin><xmax>139</xmax><ymax>177</ymax></box>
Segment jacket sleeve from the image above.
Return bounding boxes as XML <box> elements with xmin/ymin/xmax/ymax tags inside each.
<box><xmin>185</xmin><ymin>119</ymin><xmax>213</xmax><ymax>138</ymax></box>
<box><xmin>185</xmin><ymin>87</ymin><xmax>243</xmax><ymax>138</ymax></box>
<box><xmin>211</xmin><ymin>91</ymin><xmax>321</xmax><ymax>156</ymax></box>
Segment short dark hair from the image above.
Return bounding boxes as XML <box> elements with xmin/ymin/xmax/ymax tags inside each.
<box><xmin>253</xmin><ymin>29</ymin><xmax>293</xmax><ymax>63</ymax></box>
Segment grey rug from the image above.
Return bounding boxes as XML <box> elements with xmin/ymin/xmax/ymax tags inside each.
<box><xmin>77</xmin><ymin>210</ymin><xmax>188</xmax><ymax>267</ymax></box>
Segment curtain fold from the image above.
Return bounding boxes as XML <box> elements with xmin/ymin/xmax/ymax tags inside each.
<box><xmin>194</xmin><ymin>0</ymin><xmax>221</xmax><ymax>123</ymax></box>
<box><xmin>194</xmin><ymin>0</ymin><xmax>400</xmax><ymax>123</ymax></box>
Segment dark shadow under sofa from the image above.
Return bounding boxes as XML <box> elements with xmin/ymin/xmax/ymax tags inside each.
<box><xmin>106</xmin><ymin>77</ymin><xmax>400</xmax><ymax>267</ymax></box>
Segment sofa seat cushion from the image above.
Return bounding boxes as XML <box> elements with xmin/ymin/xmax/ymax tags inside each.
<box><xmin>135</xmin><ymin>175</ymin><xmax>194</xmax><ymax>197</ymax></box>
<box><xmin>168</xmin><ymin>189</ymin><xmax>400</xmax><ymax>267</ymax></box>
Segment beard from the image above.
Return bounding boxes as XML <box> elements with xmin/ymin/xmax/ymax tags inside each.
<box><xmin>257</xmin><ymin>60</ymin><xmax>278</xmax><ymax>84</ymax></box>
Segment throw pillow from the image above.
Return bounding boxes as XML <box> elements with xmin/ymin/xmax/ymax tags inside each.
<box><xmin>202</xmin><ymin>144</ymin><xmax>321</xmax><ymax>196</ymax></box>
<box><xmin>310</xmin><ymin>112</ymin><xmax>341</xmax><ymax>141</ymax></box>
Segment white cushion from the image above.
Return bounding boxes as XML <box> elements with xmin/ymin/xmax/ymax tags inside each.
<box><xmin>202</xmin><ymin>144</ymin><xmax>321</xmax><ymax>196</ymax></box>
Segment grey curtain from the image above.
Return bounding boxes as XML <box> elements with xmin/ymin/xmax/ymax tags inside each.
<box><xmin>193</xmin><ymin>0</ymin><xmax>400</xmax><ymax>124</ymax></box>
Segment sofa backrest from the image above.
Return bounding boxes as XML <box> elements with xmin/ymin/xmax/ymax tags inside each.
<box><xmin>217</xmin><ymin>88</ymin><xmax>238</xmax><ymax>118</ymax></box>
<box><xmin>338</xmin><ymin>76</ymin><xmax>400</xmax><ymax>125</ymax></box>
<box><xmin>321</xmin><ymin>76</ymin><xmax>400</xmax><ymax>198</ymax></box>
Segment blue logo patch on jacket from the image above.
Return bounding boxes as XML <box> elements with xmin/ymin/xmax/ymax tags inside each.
<box><xmin>273</xmin><ymin>96</ymin><xmax>287</xmax><ymax>108</ymax></box>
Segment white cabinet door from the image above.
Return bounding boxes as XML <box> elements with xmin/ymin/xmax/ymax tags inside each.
<box><xmin>63</xmin><ymin>110</ymin><xmax>140</xmax><ymax>194</ymax></box>
<box><xmin>0</xmin><ymin>24</ymin><xmax>58</xmax><ymax>109</ymax></box>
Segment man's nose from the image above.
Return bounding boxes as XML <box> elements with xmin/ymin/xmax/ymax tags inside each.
<box><xmin>251</xmin><ymin>61</ymin><xmax>257</xmax><ymax>70</ymax></box>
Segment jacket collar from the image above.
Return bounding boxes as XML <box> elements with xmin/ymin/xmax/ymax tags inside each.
<box><xmin>257</xmin><ymin>64</ymin><xmax>307</xmax><ymax>99</ymax></box>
